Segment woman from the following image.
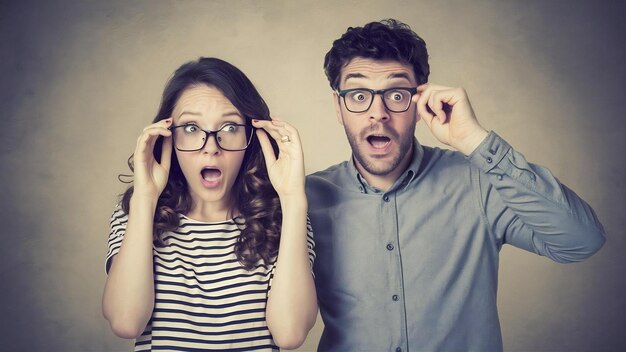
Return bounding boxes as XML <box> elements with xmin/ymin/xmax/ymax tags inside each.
<box><xmin>102</xmin><ymin>57</ymin><xmax>317</xmax><ymax>351</ymax></box>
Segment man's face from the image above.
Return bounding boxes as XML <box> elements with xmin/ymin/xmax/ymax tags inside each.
<box><xmin>334</xmin><ymin>57</ymin><xmax>419</xmax><ymax>179</ymax></box>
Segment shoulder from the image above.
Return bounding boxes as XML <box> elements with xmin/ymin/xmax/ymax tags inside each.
<box><xmin>421</xmin><ymin>145</ymin><xmax>472</xmax><ymax>174</ymax></box>
<box><xmin>424</xmin><ymin>144</ymin><xmax>467</xmax><ymax>164</ymax></box>
<box><xmin>306</xmin><ymin>161</ymin><xmax>353</xmax><ymax>191</ymax></box>
<box><xmin>306</xmin><ymin>161</ymin><xmax>350</xmax><ymax>183</ymax></box>
<box><xmin>414</xmin><ymin>145</ymin><xmax>478</xmax><ymax>191</ymax></box>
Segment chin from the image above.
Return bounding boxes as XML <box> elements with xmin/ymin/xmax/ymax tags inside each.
<box><xmin>190</xmin><ymin>186</ymin><xmax>227</xmax><ymax>203</ymax></box>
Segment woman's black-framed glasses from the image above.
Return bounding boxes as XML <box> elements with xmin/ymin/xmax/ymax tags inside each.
<box><xmin>336</xmin><ymin>87</ymin><xmax>418</xmax><ymax>113</ymax></box>
<box><xmin>169</xmin><ymin>123</ymin><xmax>254</xmax><ymax>152</ymax></box>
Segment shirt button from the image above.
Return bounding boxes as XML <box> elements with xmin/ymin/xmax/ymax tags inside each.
<box><xmin>396</xmin><ymin>348</ymin><xmax>402</xmax><ymax>352</ymax></box>
<box><xmin>497</xmin><ymin>174</ymin><xmax>503</xmax><ymax>181</ymax></box>
<box><xmin>392</xmin><ymin>294</ymin><xmax>399</xmax><ymax>301</ymax></box>
<box><xmin>386</xmin><ymin>243</ymin><xmax>394</xmax><ymax>251</ymax></box>
<box><xmin>358</xmin><ymin>186</ymin><xmax>364</xmax><ymax>192</ymax></box>
<box><xmin>486</xmin><ymin>156</ymin><xmax>493</xmax><ymax>163</ymax></box>
<box><xmin>383</xmin><ymin>195</ymin><xmax>390</xmax><ymax>202</ymax></box>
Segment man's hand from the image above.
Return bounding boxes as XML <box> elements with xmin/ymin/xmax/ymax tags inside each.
<box><xmin>414</xmin><ymin>83</ymin><xmax>488</xmax><ymax>155</ymax></box>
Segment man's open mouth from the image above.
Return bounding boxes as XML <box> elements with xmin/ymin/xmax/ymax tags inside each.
<box><xmin>367</xmin><ymin>135</ymin><xmax>391</xmax><ymax>149</ymax></box>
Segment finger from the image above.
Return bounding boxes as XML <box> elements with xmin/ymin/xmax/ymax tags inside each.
<box><xmin>429</xmin><ymin>91</ymin><xmax>447</xmax><ymax>124</ymax></box>
<box><xmin>252</xmin><ymin>119</ymin><xmax>299</xmax><ymax>144</ymax></box>
<box><xmin>272</xmin><ymin>119</ymin><xmax>301</xmax><ymax>141</ymax></box>
<box><xmin>160</xmin><ymin>135</ymin><xmax>172</xmax><ymax>171</ymax></box>
<box><xmin>255</xmin><ymin>129</ymin><xmax>277</xmax><ymax>168</ymax></box>
<box><xmin>416</xmin><ymin>83</ymin><xmax>430</xmax><ymax>94</ymax></box>
<box><xmin>136</xmin><ymin>127</ymin><xmax>172</xmax><ymax>162</ymax></box>
<box><xmin>416</xmin><ymin>86</ymin><xmax>436</xmax><ymax>127</ymax></box>
<box><xmin>143</xmin><ymin>118</ymin><xmax>173</xmax><ymax>132</ymax></box>
<box><xmin>138</xmin><ymin>118</ymin><xmax>173</xmax><ymax>153</ymax></box>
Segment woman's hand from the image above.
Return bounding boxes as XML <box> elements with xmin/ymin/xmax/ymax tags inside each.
<box><xmin>252</xmin><ymin>118</ymin><xmax>305</xmax><ymax>199</ymax></box>
<box><xmin>132</xmin><ymin>118</ymin><xmax>173</xmax><ymax>199</ymax></box>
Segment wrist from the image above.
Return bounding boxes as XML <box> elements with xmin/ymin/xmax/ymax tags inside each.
<box><xmin>456</xmin><ymin>128</ymin><xmax>488</xmax><ymax>156</ymax></box>
<box><xmin>279</xmin><ymin>191</ymin><xmax>308</xmax><ymax>211</ymax></box>
<box><xmin>130</xmin><ymin>193</ymin><xmax>159</xmax><ymax>210</ymax></box>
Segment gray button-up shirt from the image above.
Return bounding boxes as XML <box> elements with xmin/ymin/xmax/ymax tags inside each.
<box><xmin>306</xmin><ymin>132</ymin><xmax>605</xmax><ymax>352</ymax></box>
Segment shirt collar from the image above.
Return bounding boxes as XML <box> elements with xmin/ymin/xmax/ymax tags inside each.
<box><xmin>348</xmin><ymin>138</ymin><xmax>424</xmax><ymax>194</ymax></box>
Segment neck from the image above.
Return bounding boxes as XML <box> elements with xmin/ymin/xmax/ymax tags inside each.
<box><xmin>187</xmin><ymin>195</ymin><xmax>238</xmax><ymax>222</ymax></box>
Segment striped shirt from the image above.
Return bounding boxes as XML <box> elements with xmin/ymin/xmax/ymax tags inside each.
<box><xmin>106</xmin><ymin>206</ymin><xmax>315</xmax><ymax>351</ymax></box>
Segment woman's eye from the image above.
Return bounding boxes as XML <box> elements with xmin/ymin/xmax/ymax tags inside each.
<box><xmin>223</xmin><ymin>124</ymin><xmax>238</xmax><ymax>133</ymax></box>
<box><xmin>183</xmin><ymin>124</ymin><xmax>198</xmax><ymax>133</ymax></box>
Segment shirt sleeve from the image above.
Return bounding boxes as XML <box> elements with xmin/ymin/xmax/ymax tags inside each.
<box><xmin>468</xmin><ymin>131</ymin><xmax>606</xmax><ymax>263</ymax></box>
<box><xmin>306</xmin><ymin>216</ymin><xmax>316</xmax><ymax>271</ymax></box>
<box><xmin>105</xmin><ymin>204</ymin><xmax>128</xmax><ymax>274</ymax></box>
<box><xmin>267</xmin><ymin>215</ymin><xmax>316</xmax><ymax>293</ymax></box>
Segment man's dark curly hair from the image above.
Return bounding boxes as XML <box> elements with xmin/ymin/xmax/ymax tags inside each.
<box><xmin>324</xmin><ymin>19</ymin><xmax>430</xmax><ymax>90</ymax></box>
<box><xmin>120</xmin><ymin>57</ymin><xmax>281</xmax><ymax>270</ymax></box>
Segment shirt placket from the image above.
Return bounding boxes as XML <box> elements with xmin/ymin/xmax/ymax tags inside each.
<box><xmin>381</xmin><ymin>190</ymin><xmax>408</xmax><ymax>352</ymax></box>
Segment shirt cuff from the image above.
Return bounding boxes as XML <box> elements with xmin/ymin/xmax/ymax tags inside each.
<box><xmin>466</xmin><ymin>131</ymin><xmax>511</xmax><ymax>172</ymax></box>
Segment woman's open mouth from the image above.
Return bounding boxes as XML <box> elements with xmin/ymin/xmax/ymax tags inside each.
<box><xmin>200</xmin><ymin>167</ymin><xmax>222</xmax><ymax>188</ymax></box>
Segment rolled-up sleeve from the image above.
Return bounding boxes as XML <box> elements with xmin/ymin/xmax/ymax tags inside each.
<box><xmin>469</xmin><ymin>132</ymin><xmax>606</xmax><ymax>263</ymax></box>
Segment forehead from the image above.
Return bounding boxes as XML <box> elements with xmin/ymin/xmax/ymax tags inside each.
<box><xmin>173</xmin><ymin>84</ymin><xmax>242</xmax><ymax>123</ymax></box>
<box><xmin>340</xmin><ymin>57</ymin><xmax>416</xmax><ymax>88</ymax></box>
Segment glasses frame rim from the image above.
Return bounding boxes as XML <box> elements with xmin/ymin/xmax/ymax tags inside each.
<box><xmin>336</xmin><ymin>86</ymin><xmax>418</xmax><ymax>113</ymax></box>
<box><xmin>168</xmin><ymin>122</ymin><xmax>255</xmax><ymax>152</ymax></box>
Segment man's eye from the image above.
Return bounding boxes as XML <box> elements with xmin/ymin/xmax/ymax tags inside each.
<box><xmin>349</xmin><ymin>91</ymin><xmax>368</xmax><ymax>102</ymax></box>
<box><xmin>389</xmin><ymin>91</ymin><xmax>405</xmax><ymax>101</ymax></box>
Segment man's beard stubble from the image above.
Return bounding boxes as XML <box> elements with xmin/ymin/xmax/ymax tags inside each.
<box><xmin>345</xmin><ymin>123</ymin><xmax>415</xmax><ymax>177</ymax></box>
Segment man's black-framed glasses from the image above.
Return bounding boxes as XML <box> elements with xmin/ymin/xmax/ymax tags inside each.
<box><xmin>336</xmin><ymin>87</ymin><xmax>418</xmax><ymax>113</ymax></box>
<box><xmin>169</xmin><ymin>123</ymin><xmax>254</xmax><ymax>152</ymax></box>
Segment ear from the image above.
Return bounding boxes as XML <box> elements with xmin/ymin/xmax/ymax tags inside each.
<box><xmin>332</xmin><ymin>92</ymin><xmax>344</xmax><ymax>126</ymax></box>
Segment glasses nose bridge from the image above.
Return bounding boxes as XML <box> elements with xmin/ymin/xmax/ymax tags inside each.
<box><xmin>201</xmin><ymin>129</ymin><xmax>222</xmax><ymax>151</ymax></box>
<box><xmin>369</xmin><ymin>89</ymin><xmax>390</xmax><ymax>114</ymax></box>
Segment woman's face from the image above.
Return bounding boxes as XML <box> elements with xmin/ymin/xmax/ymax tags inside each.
<box><xmin>171</xmin><ymin>84</ymin><xmax>247</xmax><ymax>211</ymax></box>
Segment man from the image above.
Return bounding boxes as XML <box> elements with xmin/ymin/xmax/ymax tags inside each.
<box><xmin>306</xmin><ymin>19</ymin><xmax>606</xmax><ymax>351</ymax></box>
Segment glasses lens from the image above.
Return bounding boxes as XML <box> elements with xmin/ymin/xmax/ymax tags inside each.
<box><xmin>344</xmin><ymin>89</ymin><xmax>373</xmax><ymax>113</ymax></box>
<box><xmin>216</xmin><ymin>124</ymin><xmax>251</xmax><ymax>150</ymax></box>
<box><xmin>384</xmin><ymin>89</ymin><xmax>412</xmax><ymax>112</ymax></box>
<box><xmin>173</xmin><ymin>124</ymin><xmax>205</xmax><ymax>151</ymax></box>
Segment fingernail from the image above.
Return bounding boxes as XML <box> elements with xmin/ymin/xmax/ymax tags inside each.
<box><xmin>252</xmin><ymin>119</ymin><xmax>259</xmax><ymax>123</ymax></box>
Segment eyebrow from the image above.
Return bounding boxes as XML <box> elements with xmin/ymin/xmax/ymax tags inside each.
<box><xmin>388</xmin><ymin>72</ymin><xmax>412</xmax><ymax>81</ymax></box>
<box><xmin>178</xmin><ymin>110</ymin><xmax>244</xmax><ymax>121</ymax></box>
<box><xmin>178</xmin><ymin>111</ymin><xmax>202</xmax><ymax>119</ymax></box>
<box><xmin>343</xmin><ymin>72</ymin><xmax>413</xmax><ymax>85</ymax></box>
<box><xmin>344</xmin><ymin>73</ymin><xmax>367</xmax><ymax>82</ymax></box>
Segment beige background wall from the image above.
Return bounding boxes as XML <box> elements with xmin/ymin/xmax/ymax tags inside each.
<box><xmin>1</xmin><ymin>0</ymin><xmax>624</xmax><ymax>351</ymax></box>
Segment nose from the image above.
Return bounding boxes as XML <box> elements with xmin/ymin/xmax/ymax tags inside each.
<box><xmin>369</xmin><ymin>93</ymin><xmax>389</xmax><ymax>122</ymax></box>
<box><xmin>202</xmin><ymin>132</ymin><xmax>221</xmax><ymax>155</ymax></box>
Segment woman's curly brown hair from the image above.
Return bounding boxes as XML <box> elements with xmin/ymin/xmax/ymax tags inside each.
<box><xmin>120</xmin><ymin>57</ymin><xmax>281</xmax><ymax>270</ymax></box>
